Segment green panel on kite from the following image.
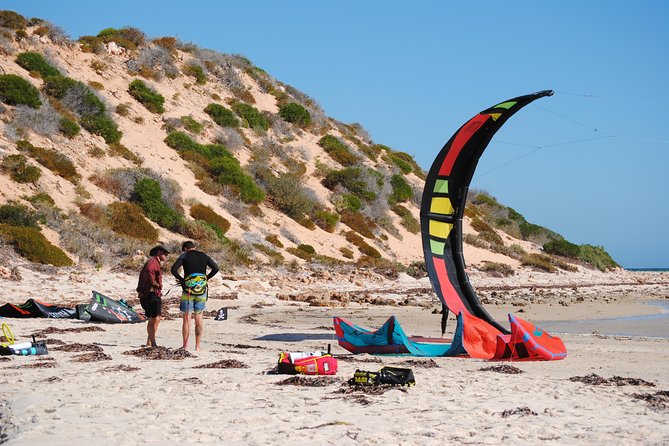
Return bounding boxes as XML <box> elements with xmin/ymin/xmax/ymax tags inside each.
<box><xmin>433</xmin><ymin>179</ymin><xmax>449</xmax><ymax>194</ymax></box>
<box><xmin>430</xmin><ymin>239</ymin><xmax>445</xmax><ymax>256</ymax></box>
<box><xmin>494</xmin><ymin>101</ymin><xmax>517</xmax><ymax>109</ymax></box>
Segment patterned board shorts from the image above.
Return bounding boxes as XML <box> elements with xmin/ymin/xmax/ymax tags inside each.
<box><xmin>180</xmin><ymin>291</ymin><xmax>207</xmax><ymax>313</ymax></box>
<box><xmin>180</xmin><ymin>274</ymin><xmax>208</xmax><ymax>314</ymax></box>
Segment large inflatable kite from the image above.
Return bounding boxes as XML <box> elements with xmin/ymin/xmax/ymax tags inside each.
<box><xmin>336</xmin><ymin>91</ymin><xmax>567</xmax><ymax>360</ymax></box>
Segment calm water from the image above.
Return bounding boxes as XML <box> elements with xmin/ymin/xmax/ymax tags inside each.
<box><xmin>538</xmin><ymin>300</ymin><xmax>669</xmax><ymax>339</ymax></box>
<box><xmin>626</xmin><ymin>268</ymin><xmax>669</xmax><ymax>272</ymax></box>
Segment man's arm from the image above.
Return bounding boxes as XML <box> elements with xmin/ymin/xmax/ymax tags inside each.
<box><xmin>206</xmin><ymin>255</ymin><xmax>219</xmax><ymax>280</ymax></box>
<box><xmin>171</xmin><ymin>255</ymin><xmax>185</xmax><ymax>282</ymax></box>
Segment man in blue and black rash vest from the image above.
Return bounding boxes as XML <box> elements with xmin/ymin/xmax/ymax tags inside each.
<box><xmin>171</xmin><ymin>240</ymin><xmax>219</xmax><ymax>351</ymax></box>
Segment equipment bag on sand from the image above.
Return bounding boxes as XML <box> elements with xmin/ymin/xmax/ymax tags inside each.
<box><xmin>277</xmin><ymin>351</ymin><xmax>338</xmax><ymax>375</ymax></box>
<box><xmin>348</xmin><ymin>366</ymin><xmax>415</xmax><ymax>386</ymax></box>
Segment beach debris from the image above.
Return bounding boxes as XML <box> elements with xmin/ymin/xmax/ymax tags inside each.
<box><xmin>215</xmin><ymin>342</ymin><xmax>268</xmax><ymax>350</ymax></box>
<box><xmin>193</xmin><ymin>359</ymin><xmax>248</xmax><ymax>369</ymax></box>
<box><xmin>569</xmin><ymin>374</ymin><xmax>655</xmax><ymax>387</ymax></box>
<box><xmin>501</xmin><ymin>406</ymin><xmax>538</xmax><ymax>418</ymax></box>
<box><xmin>43</xmin><ymin>338</ymin><xmax>66</xmax><ymax>345</ymax></box>
<box><xmin>181</xmin><ymin>377</ymin><xmax>203</xmax><ymax>384</ymax></box>
<box><xmin>335</xmin><ymin>355</ymin><xmax>382</xmax><ymax>364</ymax></box>
<box><xmin>16</xmin><ymin>359</ymin><xmax>57</xmax><ymax>369</ymax></box>
<box><xmin>277</xmin><ymin>376</ymin><xmax>342</xmax><ymax>387</ymax></box>
<box><xmin>42</xmin><ymin>376</ymin><xmax>62</xmax><ymax>383</ymax></box>
<box><xmin>479</xmin><ymin>365</ymin><xmax>524</xmax><ymax>374</ymax></box>
<box><xmin>123</xmin><ymin>346</ymin><xmax>194</xmax><ymax>360</ymax></box>
<box><xmin>51</xmin><ymin>343</ymin><xmax>103</xmax><ymax>352</ymax></box>
<box><xmin>101</xmin><ymin>365</ymin><xmax>140</xmax><ymax>372</ymax></box>
<box><xmin>335</xmin><ymin>383</ymin><xmax>408</xmax><ymax>405</ymax></box>
<box><xmin>32</xmin><ymin>326</ymin><xmax>105</xmax><ymax>337</ymax></box>
<box><xmin>630</xmin><ymin>390</ymin><xmax>669</xmax><ymax>410</ymax></box>
<box><xmin>400</xmin><ymin>358</ymin><xmax>439</xmax><ymax>368</ymax></box>
<box><xmin>72</xmin><ymin>352</ymin><xmax>112</xmax><ymax>362</ymax></box>
<box><xmin>0</xmin><ymin>357</ymin><xmax>11</xmax><ymax>362</ymax></box>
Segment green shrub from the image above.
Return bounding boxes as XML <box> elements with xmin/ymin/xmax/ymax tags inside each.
<box><xmin>43</xmin><ymin>75</ymin><xmax>77</xmax><ymax>99</ymax></box>
<box><xmin>180</xmin><ymin>115</ymin><xmax>203</xmax><ymax>134</ymax></box>
<box><xmin>322</xmin><ymin>168</ymin><xmax>375</xmax><ymax>201</ymax></box>
<box><xmin>232</xmin><ymin>102</ymin><xmax>268</xmax><ymax>131</ymax></box>
<box><xmin>25</xmin><ymin>192</ymin><xmax>55</xmax><ymax>207</ymax></box>
<box><xmin>107</xmin><ymin>201</ymin><xmax>158</xmax><ymax>242</ymax></box>
<box><xmin>59</xmin><ymin>117</ymin><xmax>80</xmax><ymax>138</ymax></box>
<box><xmin>391</xmin><ymin>204</ymin><xmax>420</xmax><ymax>234</ymax></box>
<box><xmin>345</xmin><ymin>231</ymin><xmax>381</xmax><ymax>258</ymax></box>
<box><xmin>131</xmin><ymin>178</ymin><xmax>183</xmax><ymax>231</ymax></box>
<box><xmin>543</xmin><ymin>239</ymin><xmax>580</xmax><ymax>258</ymax></box>
<box><xmin>387</xmin><ymin>154</ymin><xmax>412</xmax><ymax>174</ymax></box>
<box><xmin>341</xmin><ymin>194</ymin><xmax>362</xmax><ymax>212</ymax></box>
<box><xmin>0</xmin><ymin>10</ymin><xmax>27</xmax><ymax>30</ymax></box>
<box><xmin>265</xmin><ymin>234</ymin><xmax>283</xmax><ymax>248</ymax></box>
<box><xmin>339</xmin><ymin>247</ymin><xmax>354</xmax><ymax>259</ymax></box>
<box><xmin>78</xmin><ymin>35</ymin><xmax>105</xmax><ymax>54</ymax></box>
<box><xmin>0</xmin><ymin>74</ymin><xmax>41</xmax><ymax>108</ymax></box>
<box><xmin>164</xmin><ymin>131</ymin><xmax>201</xmax><ymax>152</ymax></box>
<box><xmin>318</xmin><ymin>135</ymin><xmax>357</xmax><ymax>166</ymax></box>
<box><xmin>264</xmin><ymin>173</ymin><xmax>316</xmax><ymax>220</ymax></box>
<box><xmin>0</xmin><ymin>204</ymin><xmax>39</xmax><ymax>228</ymax></box>
<box><xmin>287</xmin><ymin>244</ymin><xmax>317</xmax><ymax>261</ymax></box>
<box><xmin>107</xmin><ymin>142</ymin><xmax>142</xmax><ymax>165</ymax></box>
<box><xmin>17</xmin><ymin>140</ymin><xmax>79</xmax><ymax>183</ymax></box>
<box><xmin>278</xmin><ymin>102</ymin><xmax>311</xmax><ymax>127</ymax></box>
<box><xmin>341</xmin><ymin>211</ymin><xmax>376</xmax><ymax>239</ymax></box>
<box><xmin>389</xmin><ymin>174</ymin><xmax>412</xmax><ymax>204</ymax></box>
<box><xmin>521</xmin><ymin>253</ymin><xmax>557</xmax><ymax>273</ymax></box>
<box><xmin>80</xmin><ymin>114</ymin><xmax>122</xmax><ymax>143</ymax></box>
<box><xmin>211</xmin><ymin>156</ymin><xmax>265</xmax><ymax>204</ymax></box>
<box><xmin>578</xmin><ymin>245</ymin><xmax>619</xmax><ymax>271</ymax></box>
<box><xmin>15</xmin><ymin>52</ymin><xmax>60</xmax><ymax>78</ymax></box>
<box><xmin>190</xmin><ymin>203</ymin><xmax>230</xmax><ymax>234</ymax></box>
<box><xmin>480</xmin><ymin>261</ymin><xmax>515</xmax><ymax>277</ymax></box>
<box><xmin>128</xmin><ymin>79</ymin><xmax>165</xmax><ymax>113</ymax></box>
<box><xmin>97</xmin><ymin>27</ymin><xmax>145</xmax><ymax>50</ymax></box>
<box><xmin>204</xmin><ymin>103</ymin><xmax>239</xmax><ymax>127</ymax></box>
<box><xmin>184</xmin><ymin>64</ymin><xmax>207</xmax><ymax>84</ymax></box>
<box><xmin>313</xmin><ymin>209</ymin><xmax>339</xmax><ymax>233</ymax></box>
<box><xmin>0</xmin><ymin>224</ymin><xmax>73</xmax><ymax>266</ymax></box>
<box><xmin>1</xmin><ymin>154</ymin><xmax>41</xmax><ymax>184</ymax></box>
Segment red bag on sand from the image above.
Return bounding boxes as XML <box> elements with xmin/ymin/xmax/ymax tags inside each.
<box><xmin>277</xmin><ymin>351</ymin><xmax>338</xmax><ymax>375</ymax></box>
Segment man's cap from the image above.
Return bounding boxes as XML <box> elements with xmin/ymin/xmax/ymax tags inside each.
<box><xmin>149</xmin><ymin>245</ymin><xmax>170</xmax><ymax>256</ymax></box>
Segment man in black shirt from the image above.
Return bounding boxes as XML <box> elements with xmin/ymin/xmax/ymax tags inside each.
<box><xmin>171</xmin><ymin>240</ymin><xmax>219</xmax><ymax>351</ymax></box>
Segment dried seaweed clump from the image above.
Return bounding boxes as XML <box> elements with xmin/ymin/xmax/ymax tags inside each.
<box><xmin>569</xmin><ymin>374</ymin><xmax>655</xmax><ymax>387</ymax></box>
<box><xmin>277</xmin><ymin>376</ymin><xmax>342</xmax><ymax>387</ymax></box>
<box><xmin>123</xmin><ymin>346</ymin><xmax>194</xmax><ymax>360</ymax></box>
<box><xmin>72</xmin><ymin>352</ymin><xmax>112</xmax><ymax>362</ymax></box>
<box><xmin>32</xmin><ymin>326</ymin><xmax>105</xmax><ymax>337</ymax></box>
<box><xmin>631</xmin><ymin>390</ymin><xmax>669</xmax><ymax>411</ymax></box>
<box><xmin>479</xmin><ymin>364</ymin><xmax>524</xmax><ymax>374</ymax></box>
<box><xmin>51</xmin><ymin>343</ymin><xmax>103</xmax><ymax>352</ymax></box>
<box><xmin>193</xmin><ymin>359</ymin><xmax>248</xmax><ymax>369</ymax></box>
<box><xmin>501</xmin><ymin>406</ymin><xmax>537</xmax><ymax>418</ymax></box>
<box><xmin>401</xmin><ymin>359</ymin><xmax>439</xmax><ymax>369</ymax></box>
<box><xmin>101</xmin><ymin>365</ymin><xmax>141</xmax><ymax>372</ymax></box>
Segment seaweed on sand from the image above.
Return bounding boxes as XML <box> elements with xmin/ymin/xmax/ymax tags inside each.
<box><xmin>277</xmin><ymin>376</ymin><xmax>342</xmax><ymax>387</ymax></box>
<box><xmin>480</xmin><ymin>364</ymin><xmax>524</xmax><ymax>374</ymax></box>
<box><xmin>570</xmin><ymin>373</ymin><xmax>655</xmax><ymax>387</ymax></box>
<box><xmin>122</xmin><ymin>346</ymin><xmax>194</xmax><ymax>360</ymax></box>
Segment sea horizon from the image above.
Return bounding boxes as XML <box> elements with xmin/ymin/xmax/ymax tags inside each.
<box><xmin>626</xmin><ymin>267</ymin><xmax>669</xmax><ymax>272</ymax></box>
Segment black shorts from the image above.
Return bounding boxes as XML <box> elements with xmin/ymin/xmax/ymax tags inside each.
<box><xmin>140</xmin><ymin>292</ymin><xmax>162</xmax><ymax>318</ymax></box>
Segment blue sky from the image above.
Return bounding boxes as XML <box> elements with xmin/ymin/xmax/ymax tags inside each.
<box><xmin>4</xmin><ymin>1</ymin><xmax>668</xmax><ymax>268</ymax></box>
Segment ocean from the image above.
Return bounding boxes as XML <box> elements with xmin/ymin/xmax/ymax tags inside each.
<box><xmin>626</xmin><ymin>268</ymin><xmax>669</xmax><ymax>272</ymax></box>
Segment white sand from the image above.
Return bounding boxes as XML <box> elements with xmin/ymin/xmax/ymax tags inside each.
<box><xmin>1</xmin><ymin>266</ymin><xmax>668</xmax><ymax>445</ymax></box>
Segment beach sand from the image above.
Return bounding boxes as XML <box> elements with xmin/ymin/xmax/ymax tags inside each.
<box><xmin>1</xmin><ymin>267</ymin><xmax>669</xmax><ymax>445</ymax></box>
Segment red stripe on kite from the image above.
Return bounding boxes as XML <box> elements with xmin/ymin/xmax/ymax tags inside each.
<box><xmin>438</xmin><ymin>114</ymin><xmax>490</xmax><ymax>176</ymax></box>
<box><xmin>432</xmin><ymin>257</ymin><xmax>469</xmax><ymax>316</ymax></box>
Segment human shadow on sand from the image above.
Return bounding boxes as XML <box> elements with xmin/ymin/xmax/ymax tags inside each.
<box><xmin>253</xmin><ymin>333</ymin><xmax>336</xmax><ymax>342</ymax></box>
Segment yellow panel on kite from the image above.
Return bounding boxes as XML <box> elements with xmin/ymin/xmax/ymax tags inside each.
<box><xmin>429</xmin><ymin>220</ymin><xmax>453</xmax><ymax>239</ymax></box>
<box><xmin>430</xmin><ymin>197</ymin><xmax>454</xmax><ymax>215</ymax></box>
<box><xmin>489</xmin><ymin>113</ymin><xmax>502</xmax><ymax>121</ymax></box>
<box><xmin>430</xmin><ymin>239</ymin><xmax>445</xmax><ymax>255</ymax></box>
